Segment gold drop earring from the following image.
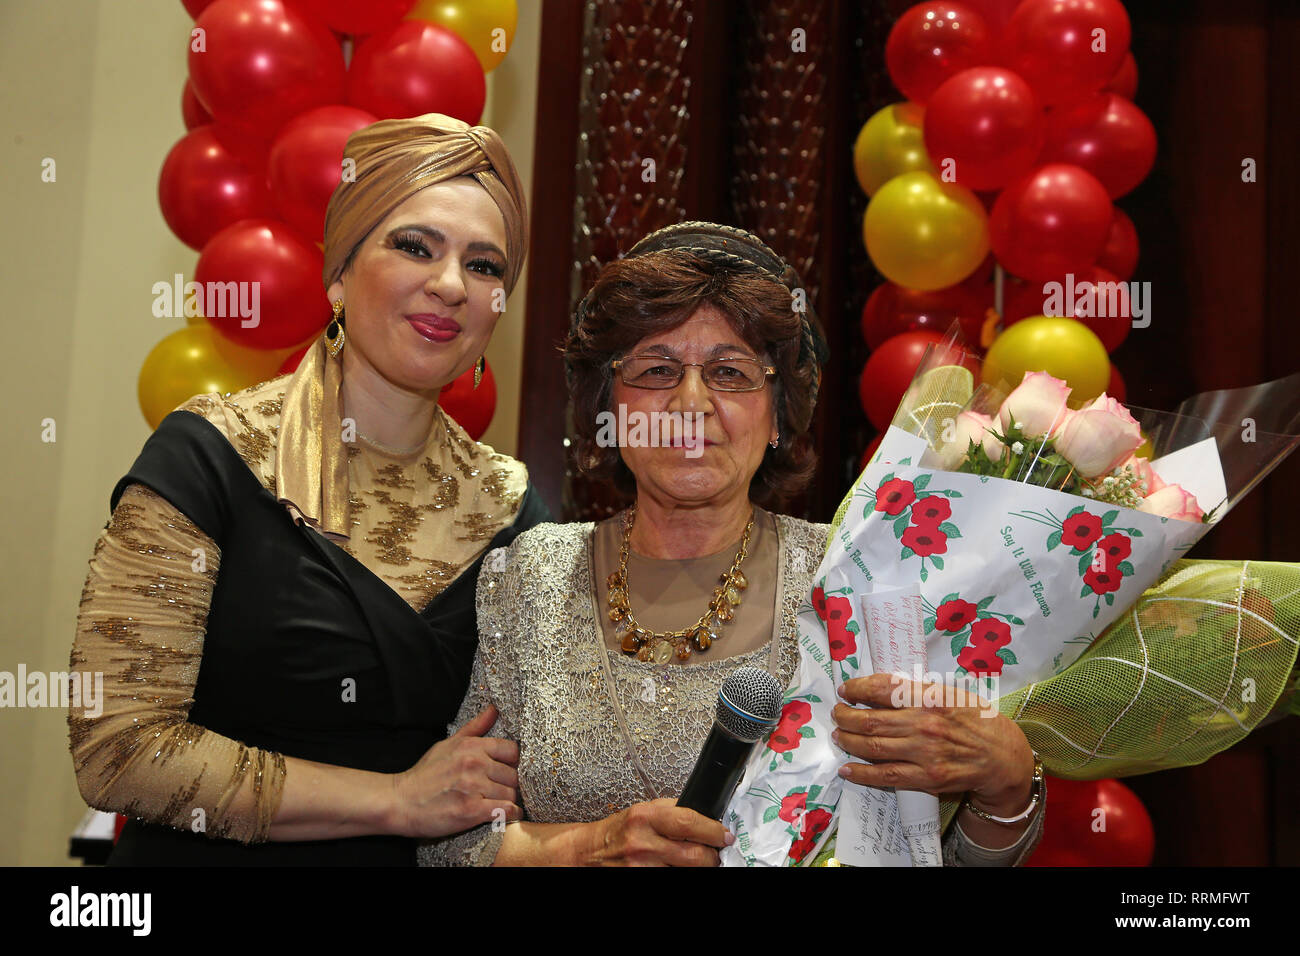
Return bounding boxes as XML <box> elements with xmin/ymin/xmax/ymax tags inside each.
<box><xmin>473</xmin><ymin>355</ymin><xmax>485</xmax><ymax>389</ymax></box>
<box><xmin>325</xmin><ymin>300</ymin><xmax>346</xmax><ymax>358</ymax></box>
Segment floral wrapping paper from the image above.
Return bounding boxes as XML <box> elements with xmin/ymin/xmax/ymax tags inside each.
<box><xmin>721</xmin><ymin>428</ymin><xmax>1208</xmax><ymax>866</ymax></box>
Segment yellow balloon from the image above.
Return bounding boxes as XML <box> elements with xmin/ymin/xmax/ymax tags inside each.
<box><xmin>137</xmin><ymin>325</ymin><xmax>267</xmax><ymax>429</ymax></box>
<box><xmin>853</xmin><ymin>102</ymin><xmax>935</xmax><ymax>197</ymax></box>
<box><xmin>407</xmin><ymin>0</ymin><xmax>518</xmax><ymax>72</ymax></box>
<box><xmin>208</xmin><ymin>323</ymin><xmax>305</xmax><ymax>381</ymax></box>
<box><xmin>982</xmin><ymin>316</ymin><xmax>1111</xmax><ymax>407</ymax></box>
<box><xmin>863</xmin><ymin>171</ymin><xmax>989</xmax><ymax>291</ymax></box>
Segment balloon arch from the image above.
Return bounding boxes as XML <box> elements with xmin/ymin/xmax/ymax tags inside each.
<box><xmin>143</xmin><ymin>0</ymin><xmax>517</xmax><ymax>439</ymax></box>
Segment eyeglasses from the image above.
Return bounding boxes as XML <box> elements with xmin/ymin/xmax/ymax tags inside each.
<box><xmin>611</xmin><ymin>354</ymin><xmax>777</xmax><ymax>392</ymax></box>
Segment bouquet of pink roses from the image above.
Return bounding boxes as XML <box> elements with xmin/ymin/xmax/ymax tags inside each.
<box><xmin>721</xmin><ymin>343</ymin><xmax>1300</xmax><ymax>867</ymax></box>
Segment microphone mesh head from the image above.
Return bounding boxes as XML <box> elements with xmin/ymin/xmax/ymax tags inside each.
<box><xmin>717</xmin><ymin>667</ymin><xmax>784</xmax><ymax>742</ymax></box>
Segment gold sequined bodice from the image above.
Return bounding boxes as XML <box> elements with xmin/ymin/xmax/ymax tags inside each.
<box><xmin>176</xmin><ymin>380</ymin><xmax>527</xmax><ymax>613</ymax></box>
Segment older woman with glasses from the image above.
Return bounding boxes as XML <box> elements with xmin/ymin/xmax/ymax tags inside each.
<box><xmin>419</xmin><ymin>221</ymin><xmax>1041</xmax><ymax>866</ymax></box>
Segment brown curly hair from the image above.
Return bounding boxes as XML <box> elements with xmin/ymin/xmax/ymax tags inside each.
<box><xmin>563</xmin><ymin>247</ymin><xmax>825</xmax><ymax>509</ymax></box>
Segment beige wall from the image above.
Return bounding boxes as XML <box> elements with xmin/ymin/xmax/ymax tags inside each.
<box><xmin>0</xmin><ymin>0</ymin><xmax>539</xmax><ymax>866</ymax></box>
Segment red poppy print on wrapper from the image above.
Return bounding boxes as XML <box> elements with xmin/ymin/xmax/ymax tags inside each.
<box><xmin>873</xmin><ymin>477</ymin><xmax>916</xmax><ymax>516</ymax></box>
<box><xmin>778</xmin><ymin>792</ymin><xmax>807</xmax><ymax>823</ymax></box>
<box><xmin>748</xmin><ymin>782</ymin><xmax>836</xmax><ymax>865</ymax></box>
<box><xmin>935</xmin><ymin>599</ymin><xmax>978</xmax><ymax>632</ymax></box>
<box><xmin>922</xmin><ymin>592</ymin><xmax>1022</xmax><ymax>681</ymax></box>
<box><xmin>1096</xmin><ymin>532</ymin><xmax>1131</xmax><ymax>563</ymax></box>
<box><xmin>1012</xmin><ymin>504</ymin><xmax>1141</xmax><ymax>618</ymax></box>
<box><xmin>858</xmin><ymin>467</ymin><xmax>963</xmax><ymax>583</ymax></box>
<box><xmin>911</xmin><ymin>495</ymin><xmax>952</xmax><ymax>526</ymax></box>
<box><xmin>787</xmin><ymin>807</ymin><xmax>833</xmax><ymax>864</ymax></box>
<box><xmin>901</xmin><ymin>524</ymin><xmax>947</xmax><ymax>557</ymax></box>
<box><xmin>957</xmin><ymin>644</ymin><xmax>1006</xmax><ymax>678</ymax></box>
<box><xmin>805</xmin><ymin>577</ymin><xmax>860</xmax><ymax>686</ymax></box>
<box><xmin>1060</xmin><ymin>511</ymin><xmax>1104</xmax><ymax>552</ymax></box>
<box><xmin>824</xmin><ymin>596</ymin><xmax>858</xmax><ymax>661</ymax></box>
<box><xmin>765</xmin><ymin>695</ymin><xmax>819</xmax><ymax>769</ymax></box>
<box><xmin>969</xmin><ymin>617</ymin><xmax>1013</xmax><ymax>651</ymax></box>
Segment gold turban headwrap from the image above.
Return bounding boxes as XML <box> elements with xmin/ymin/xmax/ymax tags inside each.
<box><xmin>274</xmin><ymin>113</ymin><xmax>528</xmax><ymax>541</ymax></box>
<box><xmin>322</xmin><ymin>112</ymin><xmax>528</xmax><ymax>294</ymax></box>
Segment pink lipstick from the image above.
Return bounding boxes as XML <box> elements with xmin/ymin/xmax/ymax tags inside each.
<box><xmin>407</xmin><ymin>314</ymin><xmax>461</xmax><ymax>343</ymax></box>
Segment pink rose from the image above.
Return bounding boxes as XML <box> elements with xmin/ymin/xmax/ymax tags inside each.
<box><xmin>1052</xmin><ymin>393</ymin><xmax>1144</xmax><ymax>477</ymax></box>
<box><xmin>997</xmin><ymin>371</ymin><xmax>1072</xmax><ymax>439</ymax></box>
<box><xmin>935</xmin><ymin>410</ymin><xmax>1000</xmax><ymax>469</ymax></box>
<box><xmin>1137</xmin><ymin>483</ymin><xmax>1205</xmax><ymax>523</ymax></box>
<box><xmin>1119</xmin><ymin>454</ymin><xmax>1167</xmax><ymax>496</ymax></box>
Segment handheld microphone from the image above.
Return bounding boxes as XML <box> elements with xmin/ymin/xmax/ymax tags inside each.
<box><xmin>677</xmin><ymin>666</ymin><xmax>784</xmax><ymax>820</ymax></box>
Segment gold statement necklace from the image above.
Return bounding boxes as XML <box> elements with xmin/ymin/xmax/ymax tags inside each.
<box><xmin>609</xmin><ymin>502</ymin><xmax>755</xmax><ymax>664</ymax></box>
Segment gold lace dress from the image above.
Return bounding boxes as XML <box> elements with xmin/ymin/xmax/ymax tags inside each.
<box><xmin>417</xmin><ymin>510</ymin><xmax>1043</xmax><ymax>866</ymax></box>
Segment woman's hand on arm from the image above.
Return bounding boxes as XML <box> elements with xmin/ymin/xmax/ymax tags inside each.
<box><xmin>832</xmin><ymin>672</ymin><xmax>1038</xmax><ymax>850</ymax></box>
<box><xmin>493</xmin><ymin>798</ymin><xmax>732</xmax><ymax>866</ymax></box>
<box><xmin>266</xmin><ymin>705</ymin><xmax>522</xmax><ymax>842</ymax></box>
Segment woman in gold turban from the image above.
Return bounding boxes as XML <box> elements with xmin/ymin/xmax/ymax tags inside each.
<box><xmin>68</xmin><ymin>114</ymin><xmax>549</xmax><ymax>865</ymax></box>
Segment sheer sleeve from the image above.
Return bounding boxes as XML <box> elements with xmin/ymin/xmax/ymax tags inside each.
<box><xmin>68</xmin><ymin>482</ymin><xmax>286</xmax><ymax>843</ymax></box>
<box><xmin>417</xmin><ymin>545</ymin><xmax>524</xmax><ymax>866</ymax></box>
<box><xmin>415</xmin><ymin>648</ymin><xmax>511</xmax><ymax>865</ymax></box>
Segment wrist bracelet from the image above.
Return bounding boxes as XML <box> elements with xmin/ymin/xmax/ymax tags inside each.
<box><xmin>962</xmin><ymin>754</ymin><xmax>1044</xmax><ymax>825</ymax></box>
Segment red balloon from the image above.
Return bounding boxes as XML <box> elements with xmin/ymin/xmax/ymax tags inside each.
<box><xmin>859</xmin><ymin>331</ymin><xmax>977</xmax><ymax>430</ymax></box>
<box><xmin>885</xmin><ymin>2</ymin><xmax>995</xmax><ymax>104</ymax></box>
<box><xmin>287</xmin><ymin>0</ymin><xmax>416</xmax><ymax>35</ymax></box>
<box><xmin>183</xmin><ymin>0</ymin><xmax>219</xmax><ymax>17</ymax></box>
<box><xmin>158</xmin><ymin>126</ymin><xmax>274</xmax><ymax>252</ymax></box>
<box><xmin>278</xmin><ymin>344</ymin><xmax>311</xmax><ymax>374</ymax></box>
<box><xmin>195</xmin><ymin>219</ymin><xmax>331</xmax><ymax>349</ymax></box>
<box><xmin>439</xmin><ymin>359</ymin><xmax>496</xmax><ymax>440</ymax></box>
<box><xmin>1040</xmin><ymin>93</ymin><xmax>1156</xmax><ymax>199</ymax></box>
<box><xmin>861</xmin><ymin>282</ymin><xmax>987</xmax><ymax>349</ymax></box>
<box><xmin>924</xmin><ymin>67</ymin><xmax>1043</xmax><ymax>191</ymax></box>
<box><xmin>859</xmin><ymin>432</ymin><xmax>885</xmax><ymax>473</ymax></box>
<box><xmin>1104</xmin><ymin>51</ymin><xmax>1139</xmax><ymax>99</ymax></box>
<box><xmin>1004</xmin><ymin>265</ymin><xmax>1131</xmax><ymax>352</ymax></box>
<box><xmin>1107</xmin><ymin>362</ymin><xmax>1126</xmax><ymax>403</ymax></box>
<box><xmin>990</xmin><ymin>164</ymin><xmax>1113</xmax><ymax>282</ymax></box>
<box><xmin>268</xmin><ymin>105</ymin><xmax>377</xmax><ymax>243</ymax></box>
<box><xmin>208</xmin><ymin>122</ymin><xmax>273</xmax><ymax>174</ymax></box>
<box><xmin>959</xmin><ymin>0</ymin><xmax>1024</xmax><ymax>34</ymax></box>
<box><xmin>1003</xmin><ymin>0</ymin><xmax>1131</xmax><ymax>107</ymax></box>
<box><xmin>189</xmin><ymin>0</ymin><xmax>346</xmax><ymax>144</ymax></box>
<box><xmin>348</xmin><ymin>21</ymin><xmax>486</xmax><ymax>123</ymax></box>
<box><xmin>181</xmin><ymin>80</ymin><xmax>212</xmax><ymax>130</ymax></box>
<box><xmin>1026</xmin><ymin>777</ymin><xmax>1154</xmax><ymax>866</ymax></box>
<box><xmin>1095</xmin><ymin>207</ymin><xmax>1139</xmax><ymax>281</ymax></box>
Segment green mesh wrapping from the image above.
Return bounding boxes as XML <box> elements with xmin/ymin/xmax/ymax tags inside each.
<box><xmin>810</xmin><ymin>558</ymin><xmax>1299</xmax><ymax>866</ymax></box>
<box><xmin>1000</xmin><ymin>558</ymin><xmax>1298</xmax><ymax>779</ymax></box>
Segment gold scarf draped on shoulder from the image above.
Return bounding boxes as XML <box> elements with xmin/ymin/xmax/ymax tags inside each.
<box><xmin>275</xmin><ymin>337</ymin><xmax>352</xmax><ymax>541</ymax></box>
